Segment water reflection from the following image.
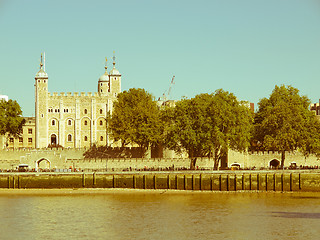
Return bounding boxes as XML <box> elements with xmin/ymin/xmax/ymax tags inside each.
<box><xmin>0</xmin><ymin>191</ymin><xmax>319</xmax><ymax>239</ymax></box>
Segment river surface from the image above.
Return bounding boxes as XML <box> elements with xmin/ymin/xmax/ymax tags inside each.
<box><xmin>0</xmin><ymin>189</ymin><xmax>319</xmax><ymax>240</ymax></box>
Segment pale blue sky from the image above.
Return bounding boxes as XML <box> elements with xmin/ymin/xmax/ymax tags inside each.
<box><xmin>1</xmin><ymin>0</ymin><xmax>320</xmax><ymax>116</ymax></box>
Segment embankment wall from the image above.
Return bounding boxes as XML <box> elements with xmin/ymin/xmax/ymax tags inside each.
<box><xmin>2</xmin><ymin>171</ymin><xmax>320</xmax><ymax>192</ymax></box>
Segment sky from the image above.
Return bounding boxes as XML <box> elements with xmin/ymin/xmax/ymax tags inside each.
<box><xmin>1</xmin><ymin>0</ymin><xmax>320</xmax><ymax>117</ymax></box>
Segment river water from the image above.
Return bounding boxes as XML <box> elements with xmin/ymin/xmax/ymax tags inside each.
<box><xmin>0</xmin><ymin>190</ymin><xmax>319</xmax><ymax>240</ymax></box>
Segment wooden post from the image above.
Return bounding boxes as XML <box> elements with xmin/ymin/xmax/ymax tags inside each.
<box><xmin>234</xmin><ymin>174</ymin><xmax>237</xmax><ymax>191</ymax></box>
<box><xmin>273</xmin><ymin>173</ymin><xmax>276</xmax><ymax>191</ymax></box>
<box><xmin>281</xmin><ymin>174</ymin><xmax>284</xmax><ymax>192</ymax></box>
<box><xmin>227</xmin><ymin>175</ymin><xmax>229</xmax><ymax>191</ymax></box>
<box><xmin>133</xmin><ymin>175</ymin><xmax>136</xmax><ymax>189</ymax></box>
<box><xmin>167</xmin><ymin>175</ymin><xmax>170</xmax><ymax>189</ymax></box>
<box><xmin>143</xmin><ymin>175</ymin><xmax>147</xmax><ymax>189</ymax></box>
<box><xmin>242</xmin><ymin>174</ymin><xmax>244</xmax><ymax>190</ymax></box>
<box><xmin>154</xmin><ymin>175</ymin><xmax>157</xmax><ymax>190</ymax></box>
<box><xmin>192</xmin><ymin>175</ymin><xmax>195</xmax><ymax>190</ymax></box>
<box><xmin>249</xmin><ymin>174</ymin><xmax>252</xmax><ymax>190</ymax></box>
<box><xmin>199</xmin><ymin>174</ymin><xmax>202</xmax><ymax>190</ymax></box>
<box><xmin>299</xmin><ymin>173</ymin><xmax>301</xmax><ymax>190</ymax></box>
<box><xmin>210</xmin><ymin>176</ymin><xmax>213</xmax><ymax>191</ymax></box>
<box><xmin>93</xmin><ymin>172</ymin><xmax>96</xmax><ymax>187</ymax></box>
<box><xmin>257</xmin><ymin>174</ymin><xmax>260</xmax><ymax>191</ymax></box>
<box><xmin>175</xmin><ymin>175</ymin><xmax>178</xmax><ymax>189</ymax></box>
<box><xmin>18</xmin><ymin>176</ymin><xmax>20</xmax><ymax>189</ymax></box>
<box><xmin>7</xmin><ymin>176</ymin><xmax>10</xmax><ymax>189</ymax></box>
<box><xmin>265</xmin><ymin>174</ymin><xmax>268</xmax><ymax>191</ymax></box>
<box><xmin>184</xmin><ymin>175</ymin><xmax>187</xmax><ymax>190</ymax></box>
<box><xmin>219</xmin><ymin>175</ymin><xmax>222</xmax><ymax>191</ymax></box>
<box><xmin>290</xmin><ymin>173</ymin><xmax>293</xmax><ymax>192</ymax></box>
<box><xmin>82</xmin><ymin>173</ymin><xmax>86</xmax><ymax>187</ymax></box>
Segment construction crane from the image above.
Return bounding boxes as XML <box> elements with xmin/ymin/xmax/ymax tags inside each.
<box><xmin>162</xmin><ymin>75</ymin><xmax>175</xmax><ymax>102</ymax></box>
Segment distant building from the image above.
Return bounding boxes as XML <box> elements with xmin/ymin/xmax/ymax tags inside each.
<box><xmin>310</xmin><ymin>101</ymin><xmax>320</xmax><ymax>120</ymax></box>
<box><xmin>34</xmin><ymin>53</ymin><xmax>121</xmax><ymax>148</ymax></box>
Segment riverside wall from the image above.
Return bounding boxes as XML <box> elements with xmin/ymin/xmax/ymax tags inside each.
<box><xmin>1</xmin><ymin>171</ymin><xmax>320</xmax><ymax>192</ymax></box>
<box><xmin>0</xmin><ymin>149</ymin><xmax>319</xmax><ymax>171</ymax></box>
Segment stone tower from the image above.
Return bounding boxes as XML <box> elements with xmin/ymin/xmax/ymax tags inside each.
<box><xmin>35</xmin><ymin>53</ymin><xmax>48</xmax><ymax>148</ymax></box>
<box><xmin>109</xmin><ymin>54</ymin><xmax>121</xmax><ymax>96</ymax></box>
<box><xmin>98</xmin><ymin>58</ymin><xmax>110</xmax><ymax>95</ymax></box>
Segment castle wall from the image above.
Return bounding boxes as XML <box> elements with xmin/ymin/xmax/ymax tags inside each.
<box><xmin>0</xmin><ymin>149</ymin><xmax>319</xmax><ymax>171</ymax></box>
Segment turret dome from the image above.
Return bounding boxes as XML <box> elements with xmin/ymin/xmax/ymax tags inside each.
<box><xmin>35</xmin><ymin>67</ymin><xmax>48</xmax><ymax>78</ymax></box>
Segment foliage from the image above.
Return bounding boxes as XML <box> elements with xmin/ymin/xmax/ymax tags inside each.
<box><xmin>165</xmin><ymin>89</ymin><xmax>253</xmax><ymax>169</ymax></box>
<box><xmin>0</xmin><ymin>99</ymin><xmax>25</xmax><ymax>139</ymax></box>
<box><xmin>83</xmin><ymin>144</ymin><xmax>145</xmax><ymax>159</ymax></box>
<box><xmin>108</xmin><ymin>88</ymin><xmax>163</xmax><ymax>153</ymax></box>
<box><xmin>254</xmin><ymin>85</ymin><xmax>320</xmax><ymax>167</ymax></box>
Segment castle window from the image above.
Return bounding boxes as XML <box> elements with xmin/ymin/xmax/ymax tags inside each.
<box><xmin>100</xmin><ymin>120</ymin><xmax>103</xmax><ymax>126</ymax></box>
<box><xmin>67</xmin><ymin>134</ymin><xmax>72</xmax><ymax>142</ymax></box>
<box><xmin>41</xmin><ymin>114</ymin><xmax>44</xmax><ymax>118</ymax></box>
<box><xmin>100</xmin><ymin>109</ymin><xmax>103</xmax><ymax>114</ymax></box>
<box><xmin>84</xmin><ymin>109</ymin><xmax>87</xmax><ymax>114</ymax></box>
<box><xmin>115</xmin><ymin>78</ymin><xmax>116</xmax><ymax>80</ymax></box>
<box><xmin>84</xmin><ymin>136</ymin><xmax>88</xmax><ymax>141</ymax></box>
<box><xmin>28</xmin><ymin>138</ymin><xmax>32</xmax><ymax>143</ymax></box>
<box><xmin>100</xmin><ymin>136</ymin><xmax>103</xmax><ymax>141</ymax></box>
<box><xmin>55</xmin><ymin>109</ymin><xmax>57</xmax><ymax>113</ymax></box>
<box><xmin>28</xmin><ymin>129</ymin><xmax>32</xmax><ymax>134</ymax></box>
<box><xmin>84</xmin><ymin>120</ymin><xmax>88</xmax><ymax>126</ymax></box>
<box><xmin>44</xmin><ymin>80</ymin><xmax>46</xmax><ymax>83</ymax></box>
<box><xmin>68</xmin><ymin>119</ymin><xmax>72</xmax><ymax>125</ymax></box>
<box><xmin>9</xmin><ymin>138</ymin><xmax>14</xmax><ymax>143</ymax></box>
<box><xmin>19</xmin><ymin>137</ymin><xmax>23</xmax><ymax>143</ymax></box>
<box><xmin>52</xmin><ymin>120</ymin><xmax>56</xmax><ymax>126</ymax></box>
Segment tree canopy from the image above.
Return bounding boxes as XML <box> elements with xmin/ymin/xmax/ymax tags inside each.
<box><xmin>108</xmin><ymin>88</ymin><xmax>163</xmax><ymax>153</ymax></box>
<box><xmin>0</xmin><ymin>99</ymin><xmax>25</xmax><ymax>138</ymax></box>
<box><xmin>254</xmin><ymin>85</ymin><xmax>320</xmax><ymax>167</ymax></box>
<box><xmin>165</xmin><ymin>89</ymin><xmax>253</xmax><ymax>169</ymax></box>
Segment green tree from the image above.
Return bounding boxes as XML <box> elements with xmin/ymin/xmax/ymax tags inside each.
<box><xmin>0</xmin><ymin>99</ymin><xmax>25</xmax><ymax>145</ymax></box>
<box><xmin>254</xmin><ymin>85</ymin><xmax>320</xmax><ymax>167</ymax></box>
<box><xmin>108</xmin><ymin>88</ymin><xmax>163</xmax><ymax>155</ymax></box>
<box><xmin>166</xmin><ymin>90</ymin><xmax>253</xmax><ymax>169</ymax></box>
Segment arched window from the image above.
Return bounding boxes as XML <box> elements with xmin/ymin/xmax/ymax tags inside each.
<box><xmin>67</xmin><ymin>134</ymin><xmax>72</xmax><ymax>142</ymax></box>
<box><xmin>52</xmin><ymin>120</ymin><xmax>55</xmax><ymax>126</ymax></box>
<box><xmin>100</xmin><ymin>109</ymin><xmax>103</xmax><ymax>114</ymax></box>
<box><xmin>84</xmin><ymin>109</ymin><xmax>87</xmax><ymax>114</ymax></box>
<box><xmin>100</xmin><ymin>120</ymin><xmax>103</xmax><ymax>126</ymax></box>
<box><xmin>68</xmin><ymin>119</ymin><xmax>72</xmax><ymax>125</ymax></box>
<box><xmin>84</xmin><ymin>120</ymin><xmax>88</xmax><ymax>126</ymax></box>
<box><xmin>84</xmin><ymin>136</ymin><xmax>88</xmax><ymax>141</ymax></box>
<box><xmin>100</xmin><ymin>136</ymin><xmax>103</xmax><ymax>141</ymax></box>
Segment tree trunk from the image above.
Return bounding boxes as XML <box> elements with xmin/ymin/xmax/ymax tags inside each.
<box><xmin>220</xmin><ymin>148</ymin><xmax>228</xmax><ymax>170</ymax></box>
<box><xmin>190</xmin><ymin>157</ymin><xmax>197</xmax><ymax>170</ymax></box>
<box><xmin>213</xmin><ymin>149</ymin><xmax>219</xmax><ymax>170</ymax></box>
<box><xmin>281</xmin><ymin>150</ymin><xmax>285</xmax><ymax>168</ymax></box>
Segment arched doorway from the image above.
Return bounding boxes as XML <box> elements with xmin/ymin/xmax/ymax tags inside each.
<box><xmin>51</xmin><ymin>134</ymin><xmax>57</xmax><ymax>146</ymax></box>
<box><xmin>35</xmin><ymin>158</ymin><xmax>51</xmax><ymax>171</ymax></box>
<box><xmin>269</xmin><ymin>159</ymin><xmax>280</xmax><ymax>168</ymax></box>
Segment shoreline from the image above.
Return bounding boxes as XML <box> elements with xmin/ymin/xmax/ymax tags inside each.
<box><xmin>0</xmin><ymin>188</ymin><xmax>316</xmax><ymax>196</ymax></box>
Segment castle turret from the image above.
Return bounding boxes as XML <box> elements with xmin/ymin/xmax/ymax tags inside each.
<box><xmin>98</xmin><ymin>58</ymin><xmax>110</xmax><ymax>96</ymax></box>
<box><xmin>109</xmin><ymin>53</ymin><xmax>121</xmax><ymax>95</ymax></box>
<box><xmin>35</xmin><ymin>53</ymin><xmax>48</xmax><ymax>148</ymax></box>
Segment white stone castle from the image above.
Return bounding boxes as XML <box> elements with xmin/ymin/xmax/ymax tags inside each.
<box><xmin>34</xmin><ymin>53</ymin><xmax>121</xmax><ymax>148</ymax></box>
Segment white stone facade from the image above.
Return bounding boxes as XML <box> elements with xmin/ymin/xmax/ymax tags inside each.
<box><xmin>35</xmin><ymin>54</ymin><xmax>121</xmax><ymax>149</ymax></box>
